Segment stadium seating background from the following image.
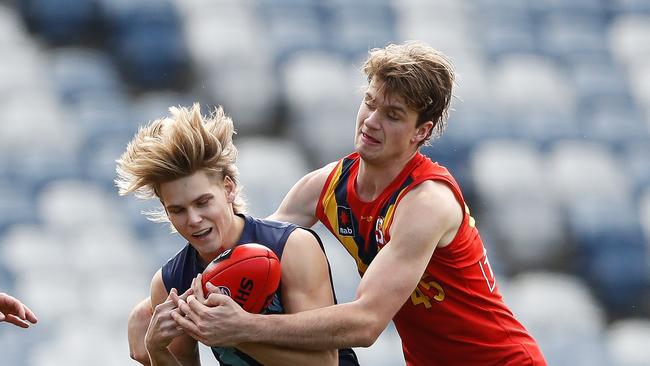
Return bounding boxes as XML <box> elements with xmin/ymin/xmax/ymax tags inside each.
<box><xmin>1</xmin><ymin>0</ymin><xmax>650</xmax><ymax>364</ymax></box>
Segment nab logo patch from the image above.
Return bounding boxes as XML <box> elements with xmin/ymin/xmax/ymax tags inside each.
<box><xmin>337</xmin><ymin>206</ymin><xmax>355</xmax><ymax>236</ymax></box>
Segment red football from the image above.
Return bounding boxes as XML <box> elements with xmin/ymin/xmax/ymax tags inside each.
<box><xmin>201</xmin><ymin>243</ymin><xmax>281</xmax><ymax>314</ymax></box>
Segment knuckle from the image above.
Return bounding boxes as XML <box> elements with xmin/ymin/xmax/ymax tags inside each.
<box><xmin>197</xmin><ymin>321</ymin><xmax>207</xmax><ymax>333</ymax></box>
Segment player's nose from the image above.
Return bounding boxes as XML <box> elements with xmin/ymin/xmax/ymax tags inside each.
<box><xmin>363</xmin><ymin>110</ymin><xmax>381</xmax><ymax>129</ymax></box>
<box><xmin>186</xmin><ymin>207</ymin><xmax>203</xmax><ymax>225</ymax></box>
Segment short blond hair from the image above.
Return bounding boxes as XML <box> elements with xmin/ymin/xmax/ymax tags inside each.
<box><xmin>363</xmin><ymin>41</ymin><xmax>455</xmax><ymax>145</ymax></box>
<box><xmin>116</xmin><ymin>103</ymin><xmax>246</xmax><ymax>224</ymax></box>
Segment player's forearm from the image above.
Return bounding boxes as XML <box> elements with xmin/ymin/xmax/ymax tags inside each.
<box><xmin>246</xmin><ymin>302</ymin><xmax>383</xmax><ymax>350</ymax></box>
<box><xmin>147</xmin><ymin>338</ymin><xmax>199</xmax><ymax>366</ymax></box>
<box><xmin>147</xmin><ymin>347</ymin><xmax>182</xmax><ymax>366</ymax></box>
<box><xmin>237</xmin><ymin>343</ymin><xmax>337</xmax><ymax>366</ymax></box>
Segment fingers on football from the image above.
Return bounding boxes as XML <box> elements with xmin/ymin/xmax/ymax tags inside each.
<box><xmin>176</xmin><ymin>298</ymin><xmax>201</xmax><ymax>325</ymax></box>
<box><xmin>205</xmin><ymin>282</ymin><xmax>221</xmax><ymax>294</ymax></box>
<box><xmin>169</xmin><ymin>288</ymin><xmax>182</xmax><ymax>307</ymax></box>
<box><xmin>171</xmin><ymin>309</ymin><xmax>200</xmax><ymax>337</ymax></box>
<box><xmin>205</xmin><ymin>291</ymin><xmax>231</xmax><ymax>307</ymax></box>
<box><xmin>192</xmin><ymin>274</ymin><xmax>206</xmax><ymax>302</ymax></box>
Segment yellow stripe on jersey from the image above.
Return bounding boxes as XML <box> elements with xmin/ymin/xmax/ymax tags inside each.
<box><xmin>320</xmin><ymin>162</ymin><xmax>370</xmax><ymax>274</ymax></box>
<box><xmin>382</xmin><ymin>186</ymin><xmax>410</xmax><ymax>236</ymax></box>
<box><xmin>465</xmin><ymin>203</ymin><xmax>476</xmax><ymax>228</ymax></box>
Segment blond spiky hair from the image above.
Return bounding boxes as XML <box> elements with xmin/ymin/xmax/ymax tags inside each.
<box><xmin>116</xmin><ymin>103</ymin><xmax>246</xmax><ymax>223</ymax></box>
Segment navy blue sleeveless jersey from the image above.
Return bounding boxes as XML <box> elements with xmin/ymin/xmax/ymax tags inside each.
<box><xmin>161</xmin><ymin>214</ymin><xmax>360</xmax><ymax>366</ymax></box>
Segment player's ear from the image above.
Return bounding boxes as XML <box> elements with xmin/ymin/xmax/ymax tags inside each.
<box><xmin>223</xmin><ymin>175</ymin><xmax>236</xmax><ymax>203</ymax></box>
<box><xmin>413</xmin><ymin>120</ymin><xmax>433</xmax><ymax>144</ymax></box>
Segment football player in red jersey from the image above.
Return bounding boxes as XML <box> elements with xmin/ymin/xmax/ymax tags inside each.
<box><xmin>172</xmin><ymin>41</ymin><xmax>547</xmax><ymax>365</ymax></box>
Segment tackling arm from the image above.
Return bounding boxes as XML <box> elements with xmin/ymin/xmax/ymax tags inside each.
<box><xmin>234</xmin><ymin>228</ymin><xmax>338</xmax><ymax>365</ymax></box>
<box><xmin>267</xmin><ymin>163</ymin><xmax>336</xmax><ymax>226</ymax></box>
<box><xmin>244</xmin><ymin>180</ymin><xmax>462</xmax><ymax>349</ymax></box>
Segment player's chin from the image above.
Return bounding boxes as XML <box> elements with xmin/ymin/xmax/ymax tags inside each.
<box><xmin>356</xmin><ymin>146</ymin><xmax>380</xmax><ymax>161</ymax></box>
<box><xmin>190</xmin><ymin>232</ymin><xmax>221</xmax><ymax>252</ymax></box>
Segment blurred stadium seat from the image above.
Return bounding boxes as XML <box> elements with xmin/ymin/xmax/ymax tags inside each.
<box><xmin>566</xmin><ymin>198</ymin><xmax>648</xmax><ymax>316</ymax></box>
<box><xmin>606</xmin><ymin>318</ymin><xmax>650</xmax><ymax>366</ymax></box>
<box><xmin>502</xmin><ymin>272</ymin><xmax>611</xmax><ymax>366</ymax></box>
<box><xmin>18</xmin><ymin>0</ymin><xmax>101</xmax><ymax>45</ymax></box>
<box><xmin>469</xmin><ymin>140</ymin><xmax>566</xmax><ymax>271</ymax></box>
<box><xmin>546</xmin><ymin>140</ymin><xmax>633</xmax><ymax>206</ymax></box>
<box><xmin>47</xmin><ymin>47</ymin><xmax>125</xmax><ymax>106</ymax></box>
<box><xmin>280</xmin><ymin>50</ymin><xmax>362</xmax><ymax>166</ymax></box>
<box><xmin>235</xmin><ymin>137</ymin><xmax>310</xmax><ymax>217</ymax></box>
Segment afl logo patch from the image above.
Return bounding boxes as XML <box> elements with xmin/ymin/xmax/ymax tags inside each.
<box><xmin>216</xmin><ymin>286</ymin><xmax>231</xmax><ymax>297</ymax></box>
<box><xmin>212</xmin><ymin>248</ymin><xmax>233</xmax><ymax>264</ymax></box>
<box><xmin>337</xmin><ymin>206</ymin><xmax>355</xmax><ymax>236</ymax></box>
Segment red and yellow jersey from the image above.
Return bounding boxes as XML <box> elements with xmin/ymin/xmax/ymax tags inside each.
<box><xmin>316</xmin><ymin>152</ymin><xmax>546</xmax><ymax>366</ymax></box>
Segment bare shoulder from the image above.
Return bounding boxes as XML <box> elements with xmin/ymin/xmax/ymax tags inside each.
<box><xmin>393</xmin><ymin>180</ymin><xmax>463</xmax><ymax>247</ymax></box>
<box><xmin>280</xmin><ymin>228</ymin><xmax>329</xmax><ymax>283</ymax></box>
<box><xmin>279</xmin><ymin>227</ymin><xmax>333</xmax><ymax>313</ymax></box>
<box><xmin>405</xmin><ymin>180</ymin><xmax>459</xmax><ymax>208</ymax></box>
<box><xmin>149</xmin><ymin>269</ymin><xmax>168</xmax><ymax>307</ymax></box>
<box><xmin>282</xmin><ymin>228</ymin><xmax>325</xmax><ymax>265</ymax></box>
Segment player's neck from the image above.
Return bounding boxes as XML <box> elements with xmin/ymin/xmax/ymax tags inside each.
<box><xmin>225</xmin><ymin>213</ymin><xmax>246</xmax><ymax>249</ymax></box>
<box><xmin>356</xmin><ymin>150</ymin><xmax>418</xmax><ymax>202</ymax></box>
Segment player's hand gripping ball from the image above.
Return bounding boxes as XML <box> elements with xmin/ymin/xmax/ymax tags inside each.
<box><xmin>201</xmin><ymin>243</ymin><xmax>281</xmax><ymax>314</ymax></box>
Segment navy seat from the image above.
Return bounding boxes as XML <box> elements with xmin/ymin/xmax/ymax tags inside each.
<box><xmin>611</xmin><ymin>0</ymin><xmax>650</xmax><ymax>15</ymax></box>
<box><xmin>4</xmin><ymin>144</ymin><xmax>82</xmax><ymax>199</ymax></box>
<box><xmin>48</xmin><ymin>47</ymin><xmax>124</xmax><ymax>106</ymax></box>
<box><xmin>18</xmin><ymin>0</ymin><xmax>100</xmax><ymax>45</ymax></box>
<box><xmin>567</xmin><ymin>198</ymin><xmax>648</xmax><ymax>317</ymax></box>
<box><xmin>571</xmin><ymin>59</ymin><xmax>634</xmax><ymax>111</ymax></box>
<box><xmin>618</xmin><ymin>138</ymin><xmax>650</xmax><ymax>194</ymax></box>
<box><xmin>324</xmin><ymin>0</ymin><xmax>397</xmax><ymax>59</ymax></box>
<box><xmin>99</xmin><ymin>0</ymin><xmax>181</xmax><ymax>39</ymax></box>
<box><xmin>100</xmin><ymin>0</ymin><xmax>191</xmax><ymax>89</ymax></box>
<box><xmin>113</xmin><ymin>26</ymin><xmax>191</xmax><ymax>89</ymax></box>
<box><xmin>537</xmin><ymin>13</ymin><xmax>610</xmax><ymax>64</ymax></box>
<box><xmin>260</xmin><ymin>6</ymin><xmax>326</xmax><ymax>70</ymax></box>
<box><xmin>476</xmin><ymin>3</ymin><xmax>538</xmax><ymax>61</ymax></box>
<box><xmin>0</xmin><ymin>181</ymin><xmax>38</xmax><ymax>235</ymax></box>
<box><xmin>579</xmin><ymin>97</ymin><xmax>647</xmax><ymax>145</ymax></box>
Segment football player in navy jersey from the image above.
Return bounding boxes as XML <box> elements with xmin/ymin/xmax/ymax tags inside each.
<box><xmin>118</xmin><ymin>104</ymin><xmax>358</xmax><ymax>365</ymax></box>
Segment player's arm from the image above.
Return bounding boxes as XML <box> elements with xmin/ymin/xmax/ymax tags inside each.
<box><xmin>267</xmin><ymin>163</ymin><xmax>336</xmax><ymax>227</ymax></box>
<box><xmin>235</xmin><ymin>228</ymin><xmax>338</xmax><ymax>365</ymax></box>
<box><xmin>147</xmin><ymin>270</ymin><xmax>200</xmax><ymax>366</ymax></box>
<box><xmin>0</xmin><ymin>292</ymin><xmax>37</xmax><ymax>328</ymax></box>
<box><xmin>128</xmin><ymin>297</ymin><xmax>155</xmax><ymax>365</ymax></box>
<box><xmin>244</xmin><ymin>180</ymin><xmax>462</xmax><ymax>349</ymax></box>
